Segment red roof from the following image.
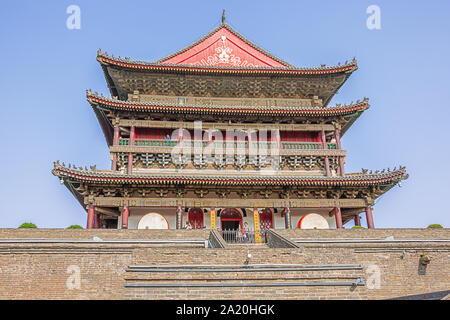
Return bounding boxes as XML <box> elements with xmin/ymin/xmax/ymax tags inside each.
<box><xmin>97</xmin><ymin>23</ymin><xmax>358</xmax><ymax>75</ymax></box>
<box><xmin>159</xmin><ymin>24</ymin><xmax>289</xmax><ymax>68</ymax></box>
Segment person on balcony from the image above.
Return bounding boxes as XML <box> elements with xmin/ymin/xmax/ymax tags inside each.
<box><xmin>164</xmin><ymin>133</ymin><xmax>172</xmax><ymax>146</ymax></box>
<box><xmin>242</xmin><ymin>222</ymin><xmax>250</xmax><ymax>242</ymax></box>
<box><xmin>185</xmin><ymin>221</ymin><xmax>192</xmax><ymax>229</ymax></box>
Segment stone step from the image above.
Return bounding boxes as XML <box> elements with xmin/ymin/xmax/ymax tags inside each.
<box><xmin>123</xmin><ymin>262</ymin><xmax>366</xmax><ymax>299</ymax></box>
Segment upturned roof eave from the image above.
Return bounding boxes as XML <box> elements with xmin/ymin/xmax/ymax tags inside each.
<box><xmin>97</xmin><ymin>51</ymin><xmax>358</xmax><ymax>75</ymax></box>
<box><xmin>86</xmin><ymin>90</ymin><xmax>369</xmax><ymax>118</ymax></box>
<box><xmin>91</xmin><ymin>105</ymin><xmax>114</xmax><ymax>147</ymax></box>
<box><xmin>340</xmin><ymin>110</ymin><xmax>365</xmax><ymax>137</ymax></box>
<box><xmin>52</xmin><ymin>162</ymin><xmax>408</xmax><ymax>187</ymax></box>
<box><xmin>97</xmin><ymin>53</ymin><xmax>357</xmax><ymax>104</ymax></box>
<box><xmin>98</xmin><ymin>62</ymin><xmax>119</xmax><ymax>98</ymax></box>
<box><xmin>97</xmin><ymin>22</ymin><xmax>359</xmax><ymax>73</ymax></box>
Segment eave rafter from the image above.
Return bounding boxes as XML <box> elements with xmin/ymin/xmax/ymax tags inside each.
<box><xmin>86</xmin><ymin>90</ymin><xmax>369</xmax><ymax>117</ymax></box>
<box><xmin>97</xmin><ymin>50</ymin><xmax>357</xmax><ymax>76</ymax></box>
<box><xmin>52</xmin><ymin>161</ymin><xmax>408</xmax><ymax>188</ymax></box>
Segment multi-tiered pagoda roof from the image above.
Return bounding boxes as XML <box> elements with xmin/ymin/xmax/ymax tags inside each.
<box><xmin>53</xmin><ymin>15</ymin><xmax>408</xmax><ymax>230</ymax></box>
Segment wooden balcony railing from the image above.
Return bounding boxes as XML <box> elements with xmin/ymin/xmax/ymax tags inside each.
<box><xmin>117</xmin><ymin>139</ymin><xmax>338</xmax><ymax>150</ymax></box>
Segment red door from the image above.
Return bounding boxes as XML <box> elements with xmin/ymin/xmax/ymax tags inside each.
<box><xmin>188</xmin><ymin>208</ymin><xmax>204</xmax><ymax>229</ymax></box>
<box><xmin>259</xmin><ymin>208</ymin><xmax>273</xmax><ymax>232</ymax></box>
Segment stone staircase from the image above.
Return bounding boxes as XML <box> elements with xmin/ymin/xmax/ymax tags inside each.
<box><xmin>123</xmin><ymin>258</ymin><xmax>366</xmax><ymax>299</ymax></box>
<box><xmin>122</xmin><ymin>230</ymin><xmax>368</xmax><ymax>299</ymax></box>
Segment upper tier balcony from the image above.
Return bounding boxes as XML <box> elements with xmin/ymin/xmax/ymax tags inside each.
<box><xmin>117</xmin><ymin>138</ymin><xmax>338</xmax><ymax>150</ymax></box>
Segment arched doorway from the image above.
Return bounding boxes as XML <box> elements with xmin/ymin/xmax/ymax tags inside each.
<box><xmin>188</xmin><ymin>208</ymin><xmax>204</xmax><ymax>229</ymax></box>
<box><xmin>259</xmin><ymin>208</ymin><xmax>273</xmax><ymax>232</ymax></box>
<box><xmin>220</xmin><ymin>208</ymin><xmax>242</xmax><ymax>230</ymax></box>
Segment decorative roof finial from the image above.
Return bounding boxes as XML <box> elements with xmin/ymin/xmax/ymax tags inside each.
<box><xmin>222</xmin><ymin>9</ymin><xmax>226</xmax><ymax>24</ymax></box>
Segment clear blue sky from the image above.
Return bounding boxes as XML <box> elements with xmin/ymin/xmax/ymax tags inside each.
<box><xmin>0</xmin><ymin>0</ymin><xmax>449</xmax><ymax>228</ymax></box>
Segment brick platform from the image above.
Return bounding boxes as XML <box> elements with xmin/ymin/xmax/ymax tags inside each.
<box><xmin>0</xmin><ymin>228</ymin><xmax>448</xmax><ymax>300</ymax></box>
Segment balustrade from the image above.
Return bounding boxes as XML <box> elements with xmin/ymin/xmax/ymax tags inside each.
<box><xmin>117</xmin><ymin>138</ymin><xmax>338</xmax><ymax>150</ymax></box>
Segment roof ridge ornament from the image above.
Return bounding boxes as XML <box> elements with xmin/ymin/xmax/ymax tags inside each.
<box><xmin>222</xmin><ymin>9</ymin><xmax>226</xmax><ymax>24</ymax></box>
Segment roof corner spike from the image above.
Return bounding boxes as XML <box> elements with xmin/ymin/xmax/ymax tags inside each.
<box><xmin>222</xmin><ymin>9</ymin><xmax>226</xmax><ymax>24</ymax></box>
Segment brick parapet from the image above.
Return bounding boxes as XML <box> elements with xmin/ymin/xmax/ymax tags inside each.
<box><xmin>0</xmin><ymin>228</ymin><xmax>210</xmax><ymax>239</ymax></box>
<box><xmin>0</xmin><ymin>229</ymin><xmax>448</xmax><ymax>300</ymax></box>
<box><xmin>276</xmin><ymin>228</ymin><xmax>450</xmax><ymax>239</ymax></box>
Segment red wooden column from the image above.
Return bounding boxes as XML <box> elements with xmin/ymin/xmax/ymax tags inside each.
<box><xmin>354</xmin><ymin>215</ymin><xmax>361</xmax><ymax>227</ymax></box>
<box><xmin>334</xmin><ymin>128</ymin><xmax>344</xmax><ymax>176</ymax></box>
<box><xmin>275</xmin><ymin>129</ymin><xmax>281</xmax><ymax>154</ymax></box>
<box><xmin>94</xmin><ymin>213</ymin><xmax>100</xmax><ymax>229</ymax></box>
<box><xmin>283</xmin><ymin>207</ymin><xmax>291</xmax><ymax>229</ymax></box>
<box><xmin>334</xmin><ymin>128</ymin><xmax>342</xmax><ymax>149</ymax></box>
<box><xmin>365</xmin><ymin>206</ymin><xmax>375</xmax><ymax>229</ymax></box>
<box><xmin>321</xmin><ymin>130</ymin><xmax>330</xmax><ymax>176</ymax></box>
<box><xmin>121</xmin><ymin>206</ymin><xmax>129</xmax><ymax>229</ymax></box>
<box><xmin>127</xmin><ymin>126</ymin><xmax>135</xmax><ymax>174</ymax></box>
<box><xmin>86</xmin><ymin>205</ymin><xmax>95</xmax><ymax>229</ymax></box>
<box><xmin>111</xmin><ymin>124</ymin><xmax>120</xmax><ymax>171</ymax></box>
<box><xmin>176</xmin><ymin>206</ymin><xmax>183</xmax><ymax>229</ymax></box>
<box><xmin>334</xmin><ymin>207</ymin><xmax>343</xmax><ymax>229</ymax></box>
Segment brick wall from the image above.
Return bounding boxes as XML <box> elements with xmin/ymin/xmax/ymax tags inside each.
<box><xmin>276</xmin><ymin>228</ymin><xmax>450</xmax><ymax>239</ymax></box>
<box><xmin>0</xmin><ymin>228</ymin><xmax>210</xmax><ymax>239</ymax></box>
<box><xmin>0</xmin><ymin>228</ymin><xmax>448</xmax><ymax>300</ymax></box>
